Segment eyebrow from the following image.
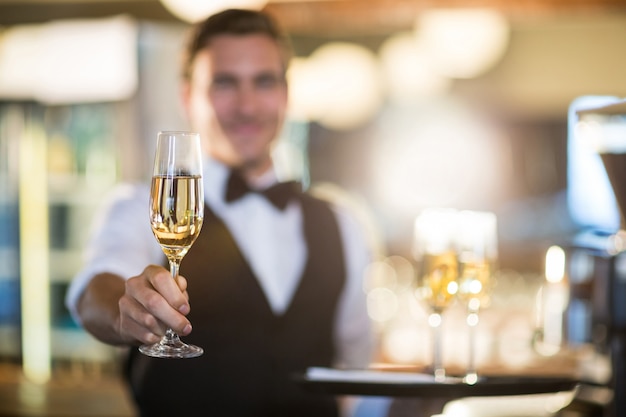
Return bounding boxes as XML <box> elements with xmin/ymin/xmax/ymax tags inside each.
<box><xmin>212</xmin><ymin>70</ymin><xmax>285</xmax><ymax>83</ymax></box>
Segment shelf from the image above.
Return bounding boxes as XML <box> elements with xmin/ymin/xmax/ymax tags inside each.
<box><xmin>48</xmin><ymin>179</ymin><xmax>112</xmax><ymax>206</ymax></box>
<box><xmin>0</xmin><ymin>325</ymin><xmax>20</xmax><ymax>357</ymax></box>
<box><xmin>0</xmin><ymin>324</ymin><xmax>122</xmax><ymax>363</ymax></box>
<box><xmin>51</xmin><ymin>328</ymin><xmax>120</xmax><ymax>362</ymax></box>
<box><xmin>0</xmin><ymin>101</ymin><xmax>126</xmax><ymax>368</ymax></box>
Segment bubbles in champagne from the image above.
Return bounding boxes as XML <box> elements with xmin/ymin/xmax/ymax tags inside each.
<box><xmin>150</xmin><ymin>175</ymin><xmax>204</xmax><ymax>260</ymax></box>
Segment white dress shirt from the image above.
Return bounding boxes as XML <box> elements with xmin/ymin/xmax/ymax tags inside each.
<box><xmin>66</xmin><ymin>157</ymin><xmax>373</xmax><ymax>368</ymax></box>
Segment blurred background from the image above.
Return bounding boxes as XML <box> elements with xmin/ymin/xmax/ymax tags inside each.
<box><xmin>1</xmin><ymin>0</ymin><xmax>626</xmax><ymax>416</ymax></box>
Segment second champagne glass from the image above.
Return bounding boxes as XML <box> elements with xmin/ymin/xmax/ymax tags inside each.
<box><xmin>413</xmin><ymin>208</ymin><xmax>459</xmax><ymax>382</ymax></box>
<box><xmin>456</xmin><ymin>210</ymin><xmax>498</xmax><ymax>384</ymax></box>
<box><xmin>139</xmin><ymin>131</ymin><xmax>204</xmax><ymax>359</ymax></box>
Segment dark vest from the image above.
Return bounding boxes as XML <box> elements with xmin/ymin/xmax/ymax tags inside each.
<box><xmin>126</xmin><ymin>193</ymin><xmax>346</xmax><ymax>417</ymax></box>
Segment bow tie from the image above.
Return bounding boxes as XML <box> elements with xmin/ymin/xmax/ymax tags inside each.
<box><xmin>225</xmin><ymin>170</ymin><xmax>301</xmax><ymax>210</ymax></box>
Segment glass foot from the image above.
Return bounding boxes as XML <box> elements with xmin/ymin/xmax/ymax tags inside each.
<box><xmin>139</xmin><ymin>329</ymin><xmax>203</xmax><ymax>359</ymax></box>
<box><xmin>464</xmin><ymin>372</ymin><xmax>479</xmax><ymax>385</ymax></box>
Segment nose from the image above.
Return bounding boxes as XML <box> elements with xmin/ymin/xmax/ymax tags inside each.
<box><xmin>235</xmin><ymin>85</ymin><xmax>259</xmax><ymax>115</ymax></box>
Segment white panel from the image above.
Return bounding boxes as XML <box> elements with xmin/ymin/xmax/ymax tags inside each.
<box><xmin>0</xmin><ymin>15</ymin><xmax>138</xmax><ymax>104</ymax></box>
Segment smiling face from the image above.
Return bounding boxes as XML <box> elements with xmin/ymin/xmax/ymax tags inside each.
<box><xmin>182</xmin><ymin>33</ymin><xmax>288</xmax><ymax>177</ymax></box>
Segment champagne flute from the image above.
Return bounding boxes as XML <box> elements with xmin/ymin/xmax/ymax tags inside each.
<box><xmin>455</xmin><ymin>210</ymin><xmax>498</xmax><ymax>384</ymax></box>
<box><xmin>413</xmin><ymin>208</ymin><xmax>459</xmax><ymax>382</ymax></box>
<box><xmin>139</xmin><ymin>131</ymin><xmax>204</xmax><ymax>359</ymax></box>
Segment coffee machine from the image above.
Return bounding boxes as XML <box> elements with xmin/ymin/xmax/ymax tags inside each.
<box><xmin>565</xmin><ymin>96</ymin><xmax>626</xmax><ymax>417</ymax></box>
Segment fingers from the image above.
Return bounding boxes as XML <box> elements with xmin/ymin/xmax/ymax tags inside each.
<box><xmin>145</xmin><ymin>266</ymin><xmax>190</xmax><ymax>315</ymax></box>
<box><xmin>117</xmin><ymin>265</ymin><xmax>192</xmax><ymax>344</ymax></box>
<box><xmin>118</xmin><ymin>294</ymin><xmax>163</xmax><ymax>344</ymax></box>
<box><xmin>177</xmin><ymin>275</ymin><xmax>190</xmax><ymax>303</ymax></box>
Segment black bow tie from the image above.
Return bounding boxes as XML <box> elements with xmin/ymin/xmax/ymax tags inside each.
<box><xmin>225</xmin><ymin>170</ymin><xmax>301</xmax><ymax>210</ymax></box>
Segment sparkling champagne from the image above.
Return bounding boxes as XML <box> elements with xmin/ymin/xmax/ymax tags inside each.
<box><xmin>416</xmin><ymin>251</ymin><xmax>459</xmax><ymax>312</ymax></box>
<box><xmin>150</xmin><ymin>175</ymin><xmax>203</xmax><ymax>260</ymax></box>
<box><xmin>457</xmin><ymin>258</ymin><xmax>493</xmax><ymax>309</ymax></box>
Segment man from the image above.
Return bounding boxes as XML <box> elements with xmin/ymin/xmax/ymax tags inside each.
<box><xmin>66</xmin><ymin>8</ymin><xmax>373</xmax><ymax>417</ymax></box>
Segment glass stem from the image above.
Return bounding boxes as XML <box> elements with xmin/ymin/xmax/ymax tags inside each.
<box><xmin>429</xmin><ymin>311</ymin><xmax>445</xmax><ymax>382</ymax></box>
<box><xmin>169</xmin><ymin>258</ymin><xmax>180</xmax><ymax>280</ymax></box>
<box><xmin>162</xmin><ymin>328</ymin><xmax>181</xmax><ymax>346</ymax></box>
<box><xmin>161</xmin><ymin>258</ymin><xmax>181</xmax><ymax>346</ymax></box>
<box><xmin>465</xmin><ymin>308</ymin><xmax>479</xmax><ymax>384</ymax></box>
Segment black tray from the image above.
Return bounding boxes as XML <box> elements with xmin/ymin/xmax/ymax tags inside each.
<box><xmin>296</xmin><ymin>368</ymin><xmax>579</xmax><ymax>398</ymax></box>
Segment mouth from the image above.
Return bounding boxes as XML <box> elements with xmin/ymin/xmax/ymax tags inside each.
<box><xmin>227</xmin><ymin>119</ymin><xmax>265</xmax><ymax>137</ymax></box>
<box><xmin>232</xmin><ymin>124</ymin><xmax>262</xmax><ymax>137</ymax></box>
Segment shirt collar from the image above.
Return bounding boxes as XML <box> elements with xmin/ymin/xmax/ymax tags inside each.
<box><xmin>203</xmin><ymin>157</ymin><xmax>278</xmax><ymax>204</ymax></box>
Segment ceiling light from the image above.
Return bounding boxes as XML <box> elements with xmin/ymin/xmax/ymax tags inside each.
<box><xmin>160</xmin><ymin>0</ymin><xmax>268</xmax><ymax>23</ymax></box>
<box><xmin>378</xmin><ymin>31</ymin><xmax>451</xmax><ymax>102</ymax></box>
<box><xmin>416</xmin><ymin>8</ymin><xmax>509</xmax><ymax>79</ymax></box>
<box><xmin>288</xmin><ymin>42</ymin><xmax>383</xmax><ymax>131</ymax></box>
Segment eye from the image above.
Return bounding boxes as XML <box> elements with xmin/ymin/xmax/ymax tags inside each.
<box><xmin>211</xmin><ymin>75</ymin><xmax>236</xmax><ymax>90</ymax></box>
<box><xmin>255</xmin><ymin>74</ymin><xmax>283</xmax><ymax>89</ymax></box>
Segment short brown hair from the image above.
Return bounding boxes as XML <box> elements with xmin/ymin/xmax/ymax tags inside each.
<box><xmin>181</xmin><ymin>8</ymin><xmax>292</xmax><ymax>81</ymax></box>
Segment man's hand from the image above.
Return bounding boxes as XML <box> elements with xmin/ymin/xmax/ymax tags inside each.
<box><xmin>77</xmin><ymin>266</ymin><xmax>192</xmax><ymax>346</ymax></box>
<box><xmin>118</xmin><ymin>265</ymin><xmax>192</xmax><ymax>345</ymax></box>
